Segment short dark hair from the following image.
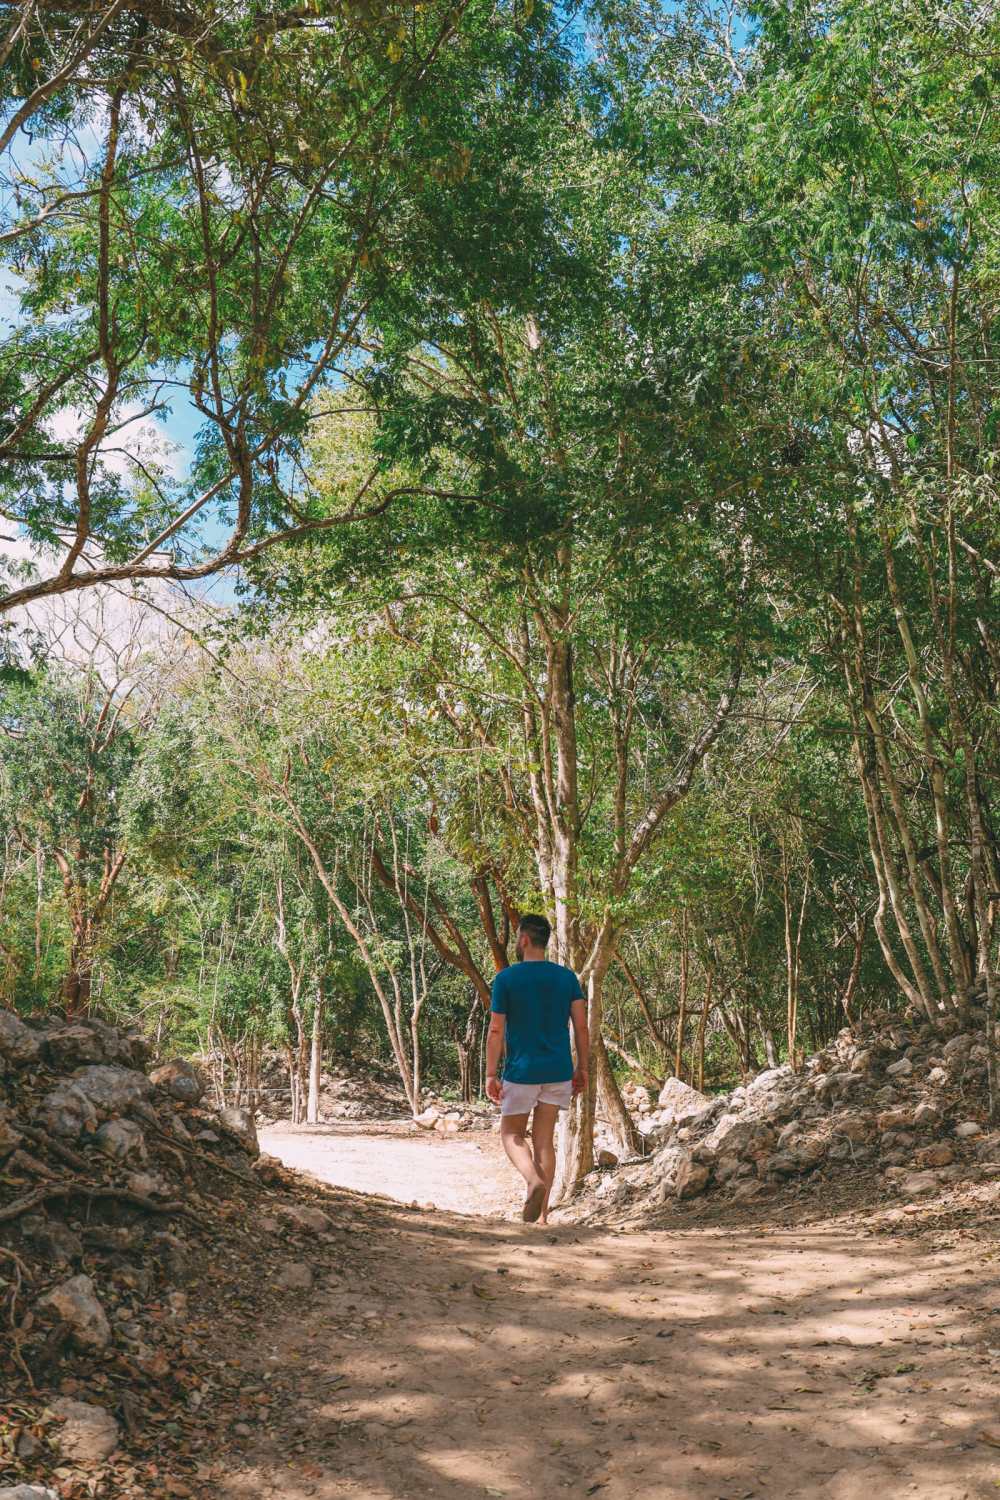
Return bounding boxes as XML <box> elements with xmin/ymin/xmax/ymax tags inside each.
<box><xmin>518</xmin><ymin>913</ymin><xmax>551</xmax><ymax>948</ymax></box>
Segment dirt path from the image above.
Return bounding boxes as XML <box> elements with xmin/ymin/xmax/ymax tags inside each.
<box><xmin>225</xmin><ymin>1128</ymin><xmax>1000</xmax><ymax>1500</ymax></box>
<box><xmin>260</xmin><ymin>1120</ymin><xmax>521</xmax><ymax>1217</ymax></box>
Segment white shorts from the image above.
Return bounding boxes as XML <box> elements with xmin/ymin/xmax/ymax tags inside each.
<box><xmin>500</xmin><ymin>1079</ymin><xmax>573</xmax><ymax>1115</ymax></box>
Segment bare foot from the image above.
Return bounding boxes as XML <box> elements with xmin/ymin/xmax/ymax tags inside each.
<box><xmin>522</xmin><ymin>1182</ymin><xmax>545</xmax><ymax>1223</ymax></box>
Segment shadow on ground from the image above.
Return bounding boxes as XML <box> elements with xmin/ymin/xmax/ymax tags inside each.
<box><xmin>218</xmin><ymin>1179</ymin><xmax>1000</xmax><ymax>1500</ymax></box>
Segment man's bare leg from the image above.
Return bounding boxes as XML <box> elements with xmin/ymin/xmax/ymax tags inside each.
<box><xmin>500</xmin><ymin>1112</ymin><xmax>547</xmax><ymax>1221</ymax></box>
<box><xmin>530</xmin><ymin>1103</ymin><xmax>559</xmax><ymax>1225</ymax></box>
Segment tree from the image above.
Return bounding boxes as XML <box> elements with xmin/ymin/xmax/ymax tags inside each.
<box><xmin>0</xmin><ymin>0</ymin><xmax>559</xmax><ymax>621</ymax></box>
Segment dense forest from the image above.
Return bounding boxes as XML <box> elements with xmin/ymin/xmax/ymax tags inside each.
<box><xmin>1</xmin><ymin>0</ymin><xmax>997</xmax><ymax>1203</ymax></box>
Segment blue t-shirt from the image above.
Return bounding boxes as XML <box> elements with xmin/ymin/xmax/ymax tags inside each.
<box><xmin>490</xmin><ymin>960</ymin><xmax>584</xmax><ymax>1084</ymax></box>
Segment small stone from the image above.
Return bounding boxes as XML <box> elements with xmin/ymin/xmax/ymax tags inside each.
<box><xmin>926</xmin><ymin>1067</ymin><xmax>947</xmax><ymax>1086</ymax></box>
<box><xmin>149</xmin><ymin>1058</ymin><xmax>205</xmax><ymax>1104</ymax></box>
<box><xmin>886</xmin><ymin>1057</ymin><xmax>913</xmax><ymax>1078</ymax></box>
<box><xmin>0</xmin><ymin>1487</ymin><xmax>60</xmax><ymax>1499</ymax></box>
<box><xmin>276</xmin><ymin>1261</ymin><xmax>314</xmax><ymax>1291</ymax></box>
<box><xmin>166</xmin><ymin>1290</ymin><xmax>188</xmax><ymax>1319</ymax></box>
<box><xmin>50</xmin><ymin>1398</ymin><xmax>120</xmax><ymax>1463</ymax></box>
<box><xmin>0</xmin><ymin>1010</ymin><xmax>41</xmax><ymax>1064</ymax></box>
<box><xmin>877</xmin><ymin>1109</ymin><xmax>913</xmax><ymax>1132</ymax></box>
<box><xmin>943</xmin><ymin>1033</ymin><xmax>973</xmax><ymax>1057</ymax></box>
<box><xmin>233</xmin><ymin>1422</ymin><xmax>253</xmax><ymax>1437</ymax></box>
<box><xmin>127</xmin><ymin>1171</ymin><xmax>170</xmax><ymax>1198</ymax></box>
<box><xmin>95</xmin><ymin>1118</ymin><xmax>147</xmax><ymax>1162</ymax></box>
<box><xmin>913</xmin><ymin>1102</ymin><xmax>943</xmax><ymax>1129</ymax></box>
<box><xmin>916</xmin><ymin>1143</ymin><xmax>954</xmax><ymax>1168</ymax></box>
<box><xmin>955</xmin><ymin>1120</ymin><xmax>982</xmax><ymax>1139</ymax></box>
<box><xmin>275</xmin><ymin>1203</ymin><xmax>333</xmax><ymax>1234</ymax></box>
<box><xmin>257</xmin><ymin>1216</ymin><xmax>281</xmax><ymax>1233</ymax></box>
<box><xmin>898</xmin><ymin>1171</ymin><xmax>939</xmax><ymax>1198</ymax></box>
<box><xmin>218</xmin><ymin>1105</ymin><xmax>259</xmax><ymax>1157</ymax></box>
<box><xmin>36</xmin><ymin>1274</ymin><xmax>111</xmax><ymax>1351</ymax></box>
<box><xmin>35</xmin><ymin>1083</ymin><xmax>99</xmax><ymax>1139</ymax></box>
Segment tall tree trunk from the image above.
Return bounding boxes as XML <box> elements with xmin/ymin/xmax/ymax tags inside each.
<box><xmin>675</xmin><ymin>908</ymin><xmax>688</xmax><ymax>1081</ymax></box>
<box><xmin>696</xmin><ymin>969</ymin><xmax>713</xmax><ymax>1092</ymax></box>
<box><xmin>307</xmin><ymin>984</ymin><xmax>323</xmax><ymax>1125</ymax></box>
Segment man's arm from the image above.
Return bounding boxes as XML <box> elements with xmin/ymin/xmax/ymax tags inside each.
<box><xmin>486</xmin><ymin>1012</ymin><xmax>506</xmax><ymax>1103</ymax></box>
<box><xmin>570</xmin><ymin>997</ymin><xmax>589</xmax><ymax>1095</ymax></box>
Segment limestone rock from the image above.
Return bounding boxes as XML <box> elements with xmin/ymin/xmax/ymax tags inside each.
<box><xmin>36</xmin><ymin>1274</ymin><xmax>111</xmax><ymax>1351</ymax></box>
<box><xmin>886</xmin><ymin>1057</ymin><xmax>913</xmax><ymax>1078</ymax></box>
<box><xmin>43</xmin><ymin>1024</ymin><xmax>104</xmax><ymax>1069</ymax></box>
<box><xmin>745</xmin><ymin>1066</ymin><xmax>792</xmax><ymax>1100</ymax></box>
<box><xmin>830</xmin><ymin>1114</ymin><xmax>873</xmax><ymax>1144</ymax></box>
<box><xmin>149</xmin><ymin>1058</ymin><xmax>205</xmax><ymax>1104</ymax></box>
<box><xmin>70</xmin><ymin>1064</ymin><xmax>153</xmax><ymax>1116</ymax></box>
<box><xmin>916</xmin><ymin>1143</ymin><xmax>954</xmax><ymax>1168</ymax></box>
<box><xmin>95</xmin><ymin>1118</ymin><xmax>147</xmax><ymax>1163</ymax></box>
<box><xmin>126</xmin><ymin>1171</ymin><xmax>170</xmax><ymax>1198</ymax></box>
<box><xmin>705</xmin><ymin>1114</ymin><xmax>775</xmax><ymax>1163</ymax></box>
<box><xmin>897</xmin><ymin>1171</ymin><xmax>939</xmax><ymax>1198</ymax></box>
<box><xmin>276</xmin><ymin>1260</ymin><xmax>314</xmax><ymax>1290</ymax></box>
<box><xmin>50</xmin><ymin>1398</ymin><xmax>120</xmax><ymax>1464</ymax></box>
<box><xmin>943</xmin><ymin>1033</ymin><xmax>973</xmax><ymax>1058</ymax></box>
<box><xmin>926</xmin><ymin>1066</ymin><xmax>948</xmax><ymax>1086</ymax></box>
<box><xmin>35</xmin><ymin>1083</ymin><xmax>99</xmax><ymax>1139</ymax></box>
<box><xmin>0</xmin><ymin>1010</ymin><xmax>41</xmax><ymax>1064</ymax></box>
<box><xmin>275</xmin><ymin>1203</ymin><xmax>333</xmax><ymax>1234</ymax></box>
<box><xmin>877</xmin><ymin>1108</ymin><xmax>913</xmax><ymax>1132</ymax></box>
<box><xmin>955</xmin><ymin>1120</ymin><xmax>982</xmax><ymax>1139</ymax></box>
<box><xmin>674</xmin><ymin>1156</ymin><xmax>710</xmax><ymax>1199</ymax></box>
<box><xmin>656</xmin><ymin>1076</ymin><xmax>711</xmax><ymax>1124</ymax></box>
<box><xmin>218</xmin><ymin>1105</ymin><xmax>259</xmax><ymax>1156</ymax></box>
<box><xmin>913</xmin><ymin>1102</ymin><xmax>943</xmax><ymax>1129</ymax></box>
<box><xmin>253</xmin><ymin>1152</ymin><xmax>284</xmax><ymax>1184</ymax></box>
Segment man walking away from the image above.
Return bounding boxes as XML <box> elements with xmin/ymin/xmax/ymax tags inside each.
<box><xmin>485</xmin><ymin>914</ymin><xmax>589</xmax><ymax>1224</ymax></box>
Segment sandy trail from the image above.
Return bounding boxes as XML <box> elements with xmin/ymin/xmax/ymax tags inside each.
<box><xmin>260</xmin><ymin>1119</ymin><xmax>521</xmax><ymax>1217</ymax></box>
<box><xmin>226</xmin><ymin>1124</ymin><xmax>1000</xmax><ymax>1500</ymax></box>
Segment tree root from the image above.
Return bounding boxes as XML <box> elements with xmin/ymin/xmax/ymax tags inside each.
<box><xmin>18</xmin><ymin>1123</ymin><xmax>91</xmax><ymax>1173</ymax></box>
<box><xmin>147</xmin><ymin>1122</ymin><xmax>266</xmax><ymax>1189</ymax></box>
<box><xmin>0</xmin><ymin>1181</ymin><xmax>196</xmax><ymax>1224</ymax></box>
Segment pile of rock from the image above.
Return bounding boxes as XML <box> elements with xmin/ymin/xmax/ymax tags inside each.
<box><xmin>411</xmin><ymin>1095</ymin><xmax>490</xmax><ymax>1134</ymax></box>
<box><xmin>0</xmin><ymin>1008</ymin><xmax>298</xmax><ymax>1493</ymax></box>
<box><xmin>252</xmin><ymin>1051</ymin><xmax>411</xmax><ymax>1124</ymax></box>
<box><xmin>565</xmin><ymin>990</ymin><xmax>997</xmax><ymax>1221</ymax></box>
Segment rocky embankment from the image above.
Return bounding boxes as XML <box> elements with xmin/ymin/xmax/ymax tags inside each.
<box><xmin>253</xmin><ymin>1051</ymin><xmax>411</xmax><ymax>1124</ymax></box>
<box><xmin>565</xmin><ymin>992</ymin><xmax>998</xmax><ymax>1223</ymax></box>
<box><xmin>0</xmin><ymin>1010</ymin><xmax>350</xmax><ymax>1500</ymax></box>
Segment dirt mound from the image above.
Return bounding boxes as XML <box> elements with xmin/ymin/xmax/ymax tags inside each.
<box><xmin>0</xmin><ymin>1010</ymin><xmax>354</xmax><ymax>1499</ymax></box>
<box><xmin>560</xmin><ymin>988</ymin><xmax>998</xmax><ymax>1224</ymax></box>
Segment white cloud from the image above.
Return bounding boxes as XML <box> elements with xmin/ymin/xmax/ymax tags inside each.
<box><xmin>48</xmin><ymin>400</ymin><xmax>189</xmax><ymax>481</ymax></box>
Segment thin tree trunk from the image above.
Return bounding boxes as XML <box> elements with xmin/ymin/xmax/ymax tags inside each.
<box><xmin>675</xmin><ymin>908</ymin><xmax>689</xmax><ymax>1082</ymax></box>
<box><xmin>307</xmin><ymin>984</ymin><xmax>323</xmax><ymax>1125</ymax></box>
